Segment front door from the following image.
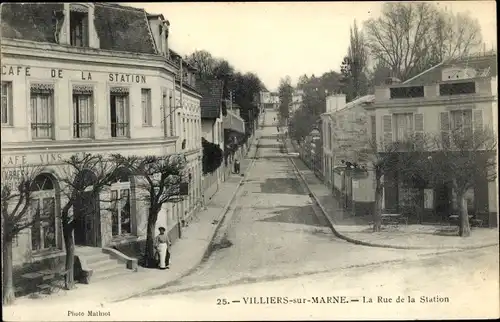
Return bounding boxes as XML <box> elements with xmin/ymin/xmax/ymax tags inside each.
<box><xmin>74</xmin><ymin>191</ymin><xmax>100</xmax><ymax>246</ymax></box>
<box><xmin>434</xmin><ymin>183</ymin><xmax>452</xmax><ymax>221</ymax></box>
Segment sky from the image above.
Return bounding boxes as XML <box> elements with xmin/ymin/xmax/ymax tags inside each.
<box><xmin>125</xmin><ymin>1</ymin><xmax>497</xmax><ymax>91</ymax></box>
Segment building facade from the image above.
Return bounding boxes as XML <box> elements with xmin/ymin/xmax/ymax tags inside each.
<box><xmin>321</xmin><ymin>95</ymin><xmax>376</xmax><ymax>218</ymax></box>
<box><xmin>373</xmin><ymin>52</ymin><xmax>497</xmax><ymax>226</ymax></box>
<box><xmin>1</xmin><ymin>3</ymin><xmax>202</xmax><ymax>267</ymax></box>
<box><xmin>197</xmin><ymin>79</ymin><xmax>225</xmax><ymax>203</ymax></box>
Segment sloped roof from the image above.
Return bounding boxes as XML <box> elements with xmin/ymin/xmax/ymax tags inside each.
<box><xmin>197</xmin><ymin>79</ymin><xmax>224</xmax><ymax>119</ymax></box>
<box><xmin>1</xmin><ymin>3</ymin><xmax>156</xmax><ymax>54</ymax></box>
<box><xmin>322</xmin><ymin>94</ymin><xmax>375</xmax><ymax>116</ymax></box>
<box><xmin>403</xmin><ymin>52</ymin><xmax>497</xmax><ymax>85</ymax></box>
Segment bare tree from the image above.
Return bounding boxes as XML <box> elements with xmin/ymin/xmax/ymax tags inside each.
<box><xmin>185</xmin><ymin>50</ymin><xmax>217</xmax><ymax>80</ymax></box>
<box><xmin>111</xmin><ymin>154</ymin><xmax>187</xmax><ymax>268</ymax></box>
<box><xmin>1</xmin><ymin>165</ymin><xmax>42</xmax><ymax>305</ymax></box>
<box><xmin>359</xmin><ymin>135</ymin><xmax>429</xmax><ymax>232</ymax></box>
<box><xmin>430</xmin><ymin>10</ymin><xmax>483</xmax><ymax>63</ymax></box>
<box><xmin>364</xmin><ymin>3</ymin><xmax>483</xmax><ymax>81</ymax></box>
<box><xmin>424</xmin><ymin>127</ymin><xmax>497</xmax><ymax>237</ymax></box>
<box><xmin>59</xmin><ymin>153</ymin><xmax>119</xmax><ymax>289</ymax></box>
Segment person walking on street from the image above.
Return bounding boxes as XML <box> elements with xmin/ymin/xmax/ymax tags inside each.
<box><xmin>155</xmin><ymin>227</ymin><xmax>172</xmax><ymax>269</ymax></box>
<box><xmin>234</xmin><ymin>158</ymin><xmax>240</xmax><ymax>174</ymax></box>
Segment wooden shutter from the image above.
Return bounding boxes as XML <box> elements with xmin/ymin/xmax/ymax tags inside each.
<box><xmin>440</xmin><ymin>112</ymin><xmax>450</xmax><ymax>148</ymax></box>
<box><xmin>414</xmin><ymin>113</ymin><xmax>424</xmax><ymax>148</ymax></box>
<box><xmin>473</xmin><ymin>110</ymin><xmax>483</xmax><ymax>132</ymax></box>
<box><xmin>371</xmin><ymin>115</ymin><xmax>376</xmax><ymax>143</ymax></box>
<box><xmin>382</xmin><ymin>115</ymin><xmax>392</xmax><ymax>149</ymax></box>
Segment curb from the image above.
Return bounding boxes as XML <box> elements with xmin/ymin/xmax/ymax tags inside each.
<box><xmin>113</xmin><ymin>137</ymin><xmax>261</xmax><ymax>302</ymax></box>
<box><xmin>285</xmin><ymin>140</ymin><xmax>497</xmax><ymax>251</ymax></box>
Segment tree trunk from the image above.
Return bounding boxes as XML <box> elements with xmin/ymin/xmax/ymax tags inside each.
<box><xmin>457</xmin><ymin>191</ymin><xmax>471</xmax><ymax>237</ymax></box>
<box><xmin>2</xmin><ymin>237</ymin><xmax>15</xmax><ymax>305</ymax></box>
<box><xmin>62</xmin><ymin>206</ymin><xmax>75</xmax><ymax>289</ymax></box>
<box><xmin>145</xmin><ymin>207</ymin><xmax>160</xmax><ymax>268</ymax></box>
<box><xmin>373</xmin><ymin>179</ymin><xmax>383</xmax><ymax>232</ymax></box>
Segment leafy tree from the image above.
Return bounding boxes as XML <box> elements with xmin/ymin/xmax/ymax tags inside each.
<box><xmin>423</xmin><ymin>127</ymin><xmax>497</xmax><ymax>237</ymax></box>
<box><xmin>340</xmin><ymin>20</ymin><xmax>369</xmax><ymax>102</ymax></box>
<box><xmin>288</xmin><ymin>108</ymin><xmax>317</xmax><ymax>142</ymax></box>
<box><xmin>111</xmin><ymin>154</ymin><xmax>187</xmax><ymax>267</ymax></box>
<box><xmin>185</xmin><ymin>50</ymin><xmax>217</xmax><ymax>80</ymax></box>
<box><xmin>202</xmin><ymin>138</ymin><xmax>224</xmax><ymax>174</ymax></box>
<box><xmin>59</xmin><ymin>153</ymin><xmax>119</xmax><ymax>289</ymax></box>
<box><xmin>278</xmin><ymin>76</ymin><xmax>293</xmax><ymax>121</ymax></box>
<box><xmin>364</xmin><ymin>2</ymin><xmax>484</xmax><ymax>81</ymax></box>
<box><xmin>2</xmin><ymin>166</ymin><xmax>42</xmax><ymax>305</ymax></box>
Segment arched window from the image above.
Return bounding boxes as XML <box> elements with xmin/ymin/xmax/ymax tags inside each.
<box><xmin>110</xmin><ymin>167</ymin><xmax>132</xmax><ymax>237</ymax></box>
<box><xmin>30</xmin><ymin>174</ymin><xmax>59</xmax><ymax>251</ymax></box>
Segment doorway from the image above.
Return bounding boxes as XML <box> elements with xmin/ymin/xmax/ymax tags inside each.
<box><xmin>434</xmin><ymin>183</ymin><xmax>452</xmax><ymax>221</ymax></box>
<box><xmin>73</xmin><ymin>170</ymin><xmax>101</xmax><ymax>247</ymax></box>
<box><xmin>74</xmin><ymin>191</ymin><xmax>101</xmax><ymax>246</ymax></box>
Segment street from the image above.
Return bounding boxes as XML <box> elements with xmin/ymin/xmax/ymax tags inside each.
<box><xmin>127</xmin><ymin>110</ymin><xmax>499</xmax><ymax>315</ymax></box>
<box><xmin>3</xmin><ymin>109</ymin><xmax>498</xmax><ymax>321</ymax></box>
<box><xmin>112</xmin><ymin>247</ymin><xmax>499</xmax><ymax>321</ymax></box>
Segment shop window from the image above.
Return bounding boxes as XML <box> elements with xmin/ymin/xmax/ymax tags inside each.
<box><xmin>73</xmin><ymin>86</ymin><xmax>94</xmax><ymax>138</ymax></box>
<box><xmin>30</xmin><ymin>174</ymin><xmax>59</xmax><ymax>252</ymax></box>
<box><xmin>30</xmin><ymin>84</ymin><xmax>54</xmax><ymax>139</ymax></box>
<box><xmin>1</xmin><ymin>81</ymin><xmax>13</xmax><ymax>125</ymax></box>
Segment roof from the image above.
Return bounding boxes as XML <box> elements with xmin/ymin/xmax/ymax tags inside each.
<box><xmin>197</xmin><ymin>79</ymin><xmax>224</xmax><ymax>119</ymax></box>
<box><xmin>1</xmin><ymin>3</ymin><xmax>156</xmax><ymax>54</ymax></box>
<box><xmin>403</xmin><ymin>52</ymin><xmax>497</xmax><ymax>85</ymax></box>
<box><xmin>321</xmin><ymin>94</ymin><xmax>375</xmax><ymax>116</ymax></box>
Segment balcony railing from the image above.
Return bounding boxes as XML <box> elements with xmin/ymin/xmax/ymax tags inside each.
<box><xmin>31</xmin><ymin>123</ymin><xmax>53</xmax><ymax>139</ymax></box>
<box><xmin>73</xmin><ymin>122</ymin><xmax>93</xmax><ymax>139</ymax></box>
<box><xmin>111</xmin><ymin>122</ymin><xmax>129</xmax><ymax>138</ymax></box>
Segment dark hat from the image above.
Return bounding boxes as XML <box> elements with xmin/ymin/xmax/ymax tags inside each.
<box><xmin>158</xmin><ymin>227</ymin><xmax>166</xmax><ymax>232</ymax></box>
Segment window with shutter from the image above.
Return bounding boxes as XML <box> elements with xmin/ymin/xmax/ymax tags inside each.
<box><xmin>440</xmin><ymin>112</ymin><xmax>450</xmax><ymax>148</ymax></box>
<box><xmin>414</xmin><ymin>113</ymin><xmax>424</xmax><ymax>148</ymax></box>
<box><xmin>382</xmin><ymin>115</ymin><xmax>392</xmax><ymax>148</ymax></box>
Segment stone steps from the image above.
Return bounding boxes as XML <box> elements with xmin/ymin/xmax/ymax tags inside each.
<box><xmin>75</xmin><ymin>246</ymin><xmax>133</xmax><ymax>283</ymax></box>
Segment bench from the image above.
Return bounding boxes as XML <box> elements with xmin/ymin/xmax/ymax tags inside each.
<box><xmin>22</xmin><ymin>269</ymin><xmax>70</xmax><ymax>294</ymax></box>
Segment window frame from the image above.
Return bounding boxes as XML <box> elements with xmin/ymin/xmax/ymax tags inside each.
<box><xmin>390</xmin><ymin>86</ymin><xmax>425</xmax><ymax>99</ymax></box>
<box><xmin>30</xmin><ymin>175</ymin><xmax>60</xmax><ymax>253</ymax></box>
<box><xmin>1</xmin><ymin>81</ymin><xmax>13</xmax><ymax>125</ymax></box>
<box><xmin>110</xmin><ymin>91</ymin><xmax>130</xmax><ymax>138</ymax></box>
<box><xmin>73</xmin><ymin>89</ymin><xmax>94</xmax><ymax>139</ymax></box>
<box><xmin>439</xmin><ymin>82</ymin><xmax>476</xmax><ymax>96</ymax></box>
<box><xmin>392</xmin><ymin>113</ymin><xmax>414</xmax><ymax>142</ymax></box>
<box><xmin>110</xmin><ymin>182</ymin><xmax>132</xmax><ymax>238</ymax></box>
<box><xmin>69</xmin><ymin>10</ymin><xmax>88</xmax><ymax>47</ymax></box>
<box><xmin>141</xmin><ymin>88</ymin><xmax>152</xmax><ymax>126</ymax></box>
<box><xmin>30</xmin><ymin>85</ymin><xmax>55</xmax><ymax>140</ymax></box>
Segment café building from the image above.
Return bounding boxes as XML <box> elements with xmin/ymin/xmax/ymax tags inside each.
<box><xmin>1</xmin><ymin>3</ymin><xmax>203</xmax><ymax>269</ymax></box>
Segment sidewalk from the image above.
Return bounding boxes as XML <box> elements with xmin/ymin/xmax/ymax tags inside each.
<box><xmin>9</xmin><ymin>136</ymin><xmax>261</xmax><ymax>307</ymax></box>
<box><xmin>284</xmin><ymin>138</ymin><xmax>499</xmax><ymax>251</ymax></box>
